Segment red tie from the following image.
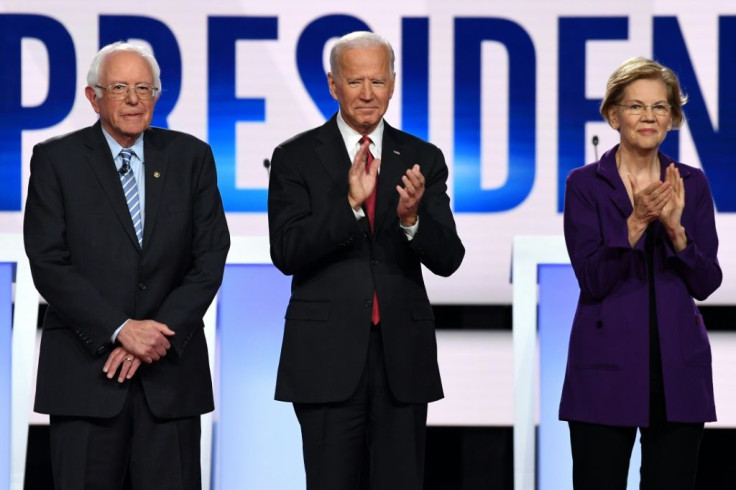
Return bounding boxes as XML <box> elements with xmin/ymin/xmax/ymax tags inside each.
<box><xmin>360</xmin><ymin>136</ymin><xmax>380</xmax><ymax>325</ymax></box>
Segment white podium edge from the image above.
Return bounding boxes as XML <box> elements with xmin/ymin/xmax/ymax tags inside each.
<box><xmin>512</xmin><ymin>235</ymin><xmax>569</xmax><ymax>490</ymax></box>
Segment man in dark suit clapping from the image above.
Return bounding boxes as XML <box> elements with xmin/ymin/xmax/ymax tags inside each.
<box><xmin>268</xmin><ymin>31</ymin><xmax>464</xmax><ymax>489</ymax></box>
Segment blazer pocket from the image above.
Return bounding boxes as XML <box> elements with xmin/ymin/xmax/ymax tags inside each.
<box><xmin>680</xmin><ymin>310</ymin><xmax>712</xmax><ymax>367</ymax></box>
<box><xmin>568</xmin><ymin>305</ymin><xmax>622</xmax><ymax>370</ymax></box>
<box><xmin>411</xmin><ymin>301</ymin><xmax>435</xmax><ymax>321</ymax></box>
<box><xmin>285</xmin><ymin>300</ymin><xmax>330</xmax><ymax>321</ymax></box>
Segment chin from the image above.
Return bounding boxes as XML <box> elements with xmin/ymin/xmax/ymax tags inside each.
<box><xmin>358</xmin><ymin>118</ymin><xmax>379</xmax><ymax>129</ymax></box>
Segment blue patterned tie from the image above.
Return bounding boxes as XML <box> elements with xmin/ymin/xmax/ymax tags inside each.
<box><xmin>119</xmin><ymin>148</ymin><xmax>143</xmax><ymax>247</ymax></box>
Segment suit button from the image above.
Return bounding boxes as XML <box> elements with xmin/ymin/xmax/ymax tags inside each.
<box><xmin>364</xmin><ymin>300</ymin><xmax>372</xmax><ymax>309</ymax></box>
<box><xmin>138</xmin><ymin>283</ymin><xmax>147</xmax><ymax>290</ymax></box>
<box><xmin>596</xmin><ymin>320</ymin><xmax>603</xmax><ymax>328</ymax></box>
<box><xmin>370</xmin><ymin>259</ymin><xmax>378</xmax><ymax>266</ymax></box>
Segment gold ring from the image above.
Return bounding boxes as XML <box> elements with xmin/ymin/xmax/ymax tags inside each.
<box><xmin>124</xmin><ymin>357</ymin><xmax>132</xmax><ymax>362</ymax></box>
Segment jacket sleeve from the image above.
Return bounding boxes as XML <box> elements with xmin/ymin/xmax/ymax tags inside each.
<box><xmin>268</xmin><ymin>144</ymin><xmax>365</xmax><ymax>276</ymax></box>
<box><xmin>24</xmin><ymin>142</ymin><xmax>127</xmax><ymax>355</ymax></box>
<box><xmin>405</xmin><ymin>147</ymin><xmax>464</xmax><ymax>277</ymax></box>
<box><xmin>663</xmin><ymin>168</ymin><xmax>722</xmax><ymax>301</ymax></box>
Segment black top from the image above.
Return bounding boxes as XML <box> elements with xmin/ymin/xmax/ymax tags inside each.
<box><xmin>647</xmin><ymin>224</ymin><xmax>665</xmax><ymax>396</ymax></box>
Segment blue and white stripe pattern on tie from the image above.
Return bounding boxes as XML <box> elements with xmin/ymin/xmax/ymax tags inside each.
<box><xmin>119</xmin><ymin>148</ymin><xmax>143</xmax><ymax>247</ymax></box>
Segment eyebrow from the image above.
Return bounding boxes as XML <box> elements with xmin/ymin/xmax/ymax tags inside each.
<box><xmin>625</xmin><ymin>98</ymin><xmax>668</xmax><ymax>104</ymax></box>
<box><xmin>345</xmin><ymin>76</ymin><xmax>387</xmax><ymax>81</ymax></box>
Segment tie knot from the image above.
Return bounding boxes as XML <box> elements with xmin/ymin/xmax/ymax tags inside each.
<box><xmin>120</xmin><ymin>148</ymin><xmax>134</xmax><ymax>164</ymax></box>
<box><xmin>119</xmin><ymin>148</ymin><xmax>134</xmax><ymax>175</ymax></box>
<box><xmin>359</xmin><ymin>136</ymin><xmax>372</xmax><ymax>146</ymax></box>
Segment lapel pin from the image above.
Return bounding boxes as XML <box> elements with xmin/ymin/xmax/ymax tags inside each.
<box><xmin>393</xmin><ymin>150</ymin><xmax>401</xmax><ymax>155</ymax></box>
<box><xmin>153</xmin><ymin>171</ymin><xmax>161</xmax><ymax>178</ymax></box>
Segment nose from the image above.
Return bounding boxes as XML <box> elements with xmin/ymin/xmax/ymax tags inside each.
<box><xmin>125</xmin><ymin>87</ymin><xmax>140</xmax><ymax>103</ymax></box>
<box><xmin>640</xmin><ymin>107</ymin><xmax>656</xmax><ymax>121</ymax></box>
<box><xmin>642</xmin><ymin>105</ymin><xmax>657</xmax><ymax>117</ymax></box>
<box><xmin>359</xmin><ymin>81</ymin><xmax>373</xmax><ymax>100</ymax></box>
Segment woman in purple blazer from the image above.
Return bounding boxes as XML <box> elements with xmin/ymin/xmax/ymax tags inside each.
<box><xmin>559</xmin><ymin>57</ymin><xmax>722</xmax><ymax>489</ymax></box>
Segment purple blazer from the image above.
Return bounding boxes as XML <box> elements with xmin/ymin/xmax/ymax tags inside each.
<box><xmin>558</xmin><ymin>145</ymin><xmax>722</xmax><ymax>426</ymax></box>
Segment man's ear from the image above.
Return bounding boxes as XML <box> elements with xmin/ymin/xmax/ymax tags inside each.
<box><xmin>327</xmin><ymin>72</ymin><xmax>338</xmax><ymax>101</ymax></box>
<box><xmin>85</xmin><ymin>86</ymin><xmax>101</xmax><ymax>114</ymax></box>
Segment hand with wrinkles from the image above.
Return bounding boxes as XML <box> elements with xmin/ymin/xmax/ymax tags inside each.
<box><xmin>659</xmin><ymin>163</ymin><xmax>687</xmax><ymax>252</ymax></box>
<box><xmin>396</xmin><ymin>164</ymin><xmax>424</xmax><ymax>227</ymax></box>
<box><xmin>626</xmin><ymin>173</ymin><xmax>672</xmax><ymax>246</ymax></box>
<box><xmin>348</xmin><ymin>138</ymin><xmax>380</xmax><ymax>210</ymax></box>
<box><xmin>116</xmin><ymin>319</ymin><xmax>175</xmax><ymax>364</ymax></box>
<box><xmin>103</xmin><ymin>346</ymin><xmax>142</xmax><ymax>383</ymax></box>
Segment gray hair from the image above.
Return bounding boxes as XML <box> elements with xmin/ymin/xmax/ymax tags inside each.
<box><xmin>329</xmin><ymin>31</ymin><xmax>395</xmax><ymax>77</ymax></box>
<box><xmin>87</xmin><ymin>42</ymin><xmax>162</xmax><ymax>99</ymax></box>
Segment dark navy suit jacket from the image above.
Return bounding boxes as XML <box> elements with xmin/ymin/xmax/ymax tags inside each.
<box><xmin>268</xmin><ymin>115</ymin><xmax>465</xmax><ymax>404</ymax></box>
<box><xmin>25</xmin><ymin>122</ymin><xmax>230</xmax><ymax>419</ymax></box>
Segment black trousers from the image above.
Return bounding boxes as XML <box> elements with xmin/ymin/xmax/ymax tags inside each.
<box><xmin>49</xmin><ymin>377</ymin><xmax>202</xmax><ymax>490</ymax></box>
<box><xmin>569</xmin><ymin>392</ymin><xmax>704</xmax><ymax>490</ymax></box>
<box><xmin>294</xmin><ymin>325</ymin><xmax>429</xmax><ymax>490</ymax></box>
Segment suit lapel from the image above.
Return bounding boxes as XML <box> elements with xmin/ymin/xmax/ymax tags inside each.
<box><xmin>375</xmin><ymin>124</ymin><xmax>407</xmax><ymax>234</ymax></box>
<box><xmin>315</xmin><ymin>116</ymin><xmax>352</xmax><ymax>185</ymax></box>
<box><xmin>314</xmin><ymin>117</ymin><xmax>409</xmax><ymax>235</ymax></box>
<box><xmin>142</xmin><ymin>128</ymin><xmax>169</xmax><ymax>250</ymax></box>
<box><xmin>597</xmin><ymin>145</ymin><xmax>633</xmax><ymax>219</ymax></box>
<box><xmin>83</xmin><ymin>123</ymin><xmax>142</xmax><ymax>250</ymax></box>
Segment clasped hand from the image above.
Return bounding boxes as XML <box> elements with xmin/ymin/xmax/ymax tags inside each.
<box><xmin>116</xmin><ymin>319</ymin><xmax>175</xmax><ymax>364</ymax></box>
<box><xmin>628</xmin><ymin>163</ymin><xmax>684</xmax><ymax>231</ymax></box>
<box><xmin>628</xmin><ymin>163</ymin><xmax>686</xmax><ymax>251</ymax></box>
<box><xmin>103</xmin><ymin>319</ymin><xmax>175</xmax><ymax>383</ymax></box>
<box><xmin>103</xmin><ymin>346</ymin><xmax>142</xmax><ymax>383</ymax></box>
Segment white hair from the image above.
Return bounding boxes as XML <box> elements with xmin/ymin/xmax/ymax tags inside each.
<box><xmin>329</xmin><ymin>31</ymin><xmax>395</xmax><ymax>77</ymax></box>
<box><xmin>87</xmin><ymin>41</ymin><xmax>162</xmax><ymax>99</ymax></box>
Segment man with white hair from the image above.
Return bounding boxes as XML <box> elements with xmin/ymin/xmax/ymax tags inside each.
<box><xmin>24</xmin><ymin>41</ymin><xmax>230</xmax><ymax>489</ymax></box>
<box><xmin>268</xmin><ymin>31</ymin><xmax>465</xmax><ymax>489</ymax></box>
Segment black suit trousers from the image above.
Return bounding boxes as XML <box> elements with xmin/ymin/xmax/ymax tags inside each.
<box><xmin>294</xmin><ymin>325</ymin><xmax>428</xmax><ymax>490</ymax></box>
<box><xmin>49</xmin><ymin>378</ymin><xmax>202</xmax><ymax>490</ymax></box>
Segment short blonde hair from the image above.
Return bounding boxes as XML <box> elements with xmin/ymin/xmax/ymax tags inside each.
<box><xmin>600</xmin><ymin>57</ymin><xmax>687</xmax><ymax>129</ymax></box>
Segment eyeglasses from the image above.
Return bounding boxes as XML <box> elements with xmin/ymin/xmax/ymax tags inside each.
<box><xmin>616</xmin><ymin>103</ymin><xmax>671</xmax><ymax>117</ymax></box>
<box><xmin>95</xmin><ymin>83</ymin><xmax>159</xmax><ymax>100</ymax></box>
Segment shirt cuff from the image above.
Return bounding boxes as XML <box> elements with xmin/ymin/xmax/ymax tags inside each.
<box><xmin>352</xmin><ymin>206</ymin><xmax>366</xmax><ymax>220</ymax></box>
<box><xmin>400</xmin><ymin>216</ymin><xmax>419</xmax><ymax>241</ymax></box>
<box><xmin>111</xmin><ymin>320</ymin><xmax>128</xmax><ymax>343</ymax></box>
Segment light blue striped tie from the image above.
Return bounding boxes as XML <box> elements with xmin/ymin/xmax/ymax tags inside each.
<box><xmin>119</xmin><ymin>148</ymin><xmax>143</xmax><ymax>247</ymax></box>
